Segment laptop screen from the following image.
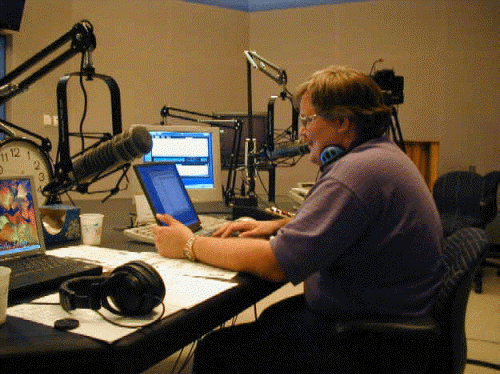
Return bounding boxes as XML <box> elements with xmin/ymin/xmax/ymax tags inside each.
<box><xmin>133</xmin><ymin>162</ymin><xmax>201</xmax><ymax>232</ymax></box>
<box><xmin>0</xmin><ymin>176</ymin><xmax>45</xmax><ymax>259</ymax></box>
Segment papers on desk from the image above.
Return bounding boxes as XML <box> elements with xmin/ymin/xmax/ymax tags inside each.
<box><xmin>8</xmin><ymin>293</ymin><xmax>177</xmax><ymax>344</ymax></box>
<box><xmin>7</xmin><ymin>245</ymin><xmax>238</xmax><ymax>343</ymax></box>
<box><xmin>48</xmin><ymin>245</ymin><xmax>237</xmax><ymax>280</ymax></box>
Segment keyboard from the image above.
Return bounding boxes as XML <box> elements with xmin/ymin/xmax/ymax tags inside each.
<box><xmin>123</xmin><ymin>215</ymin><xmax>230</xmax><ymax>244</ymax></box>
<box><xmin>123</xmin><ymin>224</ymin><xmax>157</xmax><ymax>244</ymax></box>
<box><xmin>4</xmin><ymin>254</ymin><xmax>102</xmax><ymax>300</ymax></box>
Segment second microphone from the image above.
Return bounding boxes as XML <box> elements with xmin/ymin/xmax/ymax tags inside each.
<box><xmin>44</xmin><ymin>126</ymin><xmax>152</xmax><ymax>194</ymax></box>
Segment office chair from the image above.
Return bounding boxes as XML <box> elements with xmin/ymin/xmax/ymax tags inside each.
<box><xmin>432</xmin><ymin>171</ymin><xmax>486</xmax><ymax>236</ymax></box>
<box><xmin>475</xmin><ymin>171</ymin><xmax>500</xmax><ymax>292</ymax></box>
<box><xmin>334</xmin><ymin>227</ymin><xmax>489</xmax><ymax>374</ymax></box>
<box><xmin>432</xmin><ymin>170</ymin><xmax>500</xmax><ymax>292</ymax></box>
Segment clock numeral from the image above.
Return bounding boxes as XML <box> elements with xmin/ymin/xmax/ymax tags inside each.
<box><xmin>0</xmin><ymin>165</ymin><xmax>3</xmax><ymax>174</ymax></box>
<box><xmin>38</xmin><ymin>172</ymin><xmax>46</xmax><ymax>182</ymax></box>
<box><xmin>33</xmin><ymin>160</ymin><xmax>40</xmax><ymax>170</ymax></box>
<box><xmin>0</xmin><ymin>152</ymin><xmax>8</xmax><ymax>163</ymax></box>
<box><xmin>0</xmin><ymin>147</ymin><xmax>22</xmax><ymax>163</ymax></box>
<box><xmin>9</xmin><ymin>147</ymin><xmax>21</xmax><ymax>158</ymax></box>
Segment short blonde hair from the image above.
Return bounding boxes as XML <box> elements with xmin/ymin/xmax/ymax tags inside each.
<box><xmin>294</xmin><ymin>66</ymin><xmax>392</xmax><ymax>139</ymax></box>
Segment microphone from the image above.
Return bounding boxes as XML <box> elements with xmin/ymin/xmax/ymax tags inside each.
<box><xmin>263</xmin><ymin>140</ymin><xmax>310</xmax><ymax>161</ymax></box>
<box><xmin>44</xmin><ymin>126</ymin><xmax>152</xmax><ymax>194</ymax></box>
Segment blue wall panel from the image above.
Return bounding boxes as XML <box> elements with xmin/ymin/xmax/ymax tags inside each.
<box><xmin>182</xmin><ymin>0</ymin><xmax>367</xmax><ymax>12</ymax></box>
<box><xmin>183</xmin><ymin>0</ymin><xmax>249</xmax><ymax>11</ymax></box>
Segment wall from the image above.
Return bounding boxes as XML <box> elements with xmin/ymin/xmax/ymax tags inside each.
<box><xmin>4</xmin><ymin>0</ymin><xmax>72</xmax><ymax>164</ymax></box>
<box><xmin>3</xmin><ymin>0</ymin><xmax>499</xmax><ymax>202</ymax></box>
<box><xmin>4</xmin><ymin>0</ymin><xmax>249</xmax><ymax>200</ymax></box>
<box><xmin>248</xmin><ymin>0</ymin><xmax>500</xmax><ymax>197</ymax></box>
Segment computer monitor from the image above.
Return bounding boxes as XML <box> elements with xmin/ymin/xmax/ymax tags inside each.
<box><xmin>129</xmin><ymin>124</ymin><xmax>223</xmax><ymax>203</ymax></box>
<box><xmin>214</xmin><ymin>112</ymin><xmax>267</xmax><ymax>169</ymax></box>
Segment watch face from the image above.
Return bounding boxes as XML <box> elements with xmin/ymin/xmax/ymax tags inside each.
<box><xmin>0</xmin><ymin>139</ymin><xmax>53</xmax><ymax>205</ymax></box>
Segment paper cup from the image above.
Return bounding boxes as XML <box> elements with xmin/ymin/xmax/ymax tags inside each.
<box><xmin>80</xmin><ymin>213</ymin><xmax>104</xmax><ymax>245</ymax></box>
<box><xmin>0</xmin><ymin>266</ymin><xmax>11</xmax><ymax>325</ymax></box>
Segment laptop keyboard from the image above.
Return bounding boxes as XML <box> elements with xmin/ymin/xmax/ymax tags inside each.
<box><xmin>4</xmin><ymin>255</ymin><xmax>102</xmax><ymax>297</ymax></box>
<box><xmin>5</xmin><ymin>255</ymin><xmax>76</xmax><ymax>278</ymax></box>
<box><xmin>123</xmin><ymin>215</ymin><xmax>229</xmax><ymax>244</ymax></box>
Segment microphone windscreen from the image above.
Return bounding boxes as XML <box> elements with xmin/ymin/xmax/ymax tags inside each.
<box><xmin>72</xmin><ymin>126</ymin><xmax>152</xmax><ymax>183</ymax></box>
<box><xmin>113</xmin><ymin>126</ymin><xmax>153</xmax><ymax>161</ymax></box>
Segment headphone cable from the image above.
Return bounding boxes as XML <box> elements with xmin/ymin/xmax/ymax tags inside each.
<box><xmin>95</xmin><ymin>301</ymin><xmax>166</xmax><ymax>329</ymax></box>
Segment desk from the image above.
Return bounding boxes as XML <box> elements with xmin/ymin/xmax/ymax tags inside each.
<box><xmin>1</xmin><ymin>198</ymin><xmax>283</xmax><ymax>373</ymax></box>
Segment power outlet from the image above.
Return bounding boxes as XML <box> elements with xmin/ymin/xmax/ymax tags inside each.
<box><xmin>43</xmin><ymin>114</ymin><xmax>52</xmax><ymax>127</ymax></box>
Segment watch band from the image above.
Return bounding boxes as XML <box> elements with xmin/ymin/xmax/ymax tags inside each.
<box><xmin>183</xmin><ymin>236</ymin><xmax>197</xmax><ymax>262</ymax></box>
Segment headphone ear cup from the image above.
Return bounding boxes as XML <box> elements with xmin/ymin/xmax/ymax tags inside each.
<box><xmin>320</xmin><ymin>146</ymin><xmax>345</xmax><ymax>167</ymax></box>
<box><xmin>102</xmin><ymin>261</ymin><xmax>165</xmax><ymax>316</ymax></box>
<box><xmin>59</xmin><ymin>275</ymin><xmax>109</xmax><ymax>311</ymax></box>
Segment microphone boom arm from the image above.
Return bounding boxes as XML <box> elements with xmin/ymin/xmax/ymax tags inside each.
<box><xmin>244</xmin><ymin>50</ymin><xmax>287</xmax><ymax>86</ymax></box>
<box><xmin>0</xmin><ymin>20</ymin><xmax>96</xmax><ymax>158</ymax></box>
<box><xmin>159</xmin><ymin>105</ymin><xmax>243</xmax><ymax>205</ymax></box>
<box><xmin>54</xmin><ymin>71</ymin><xmax>122</xmax><ymax>190</ymax></box>
<box><xmin>0</xmin><ymin>20</ymin><xmax>96</xmax><ymax>105</ymax></box>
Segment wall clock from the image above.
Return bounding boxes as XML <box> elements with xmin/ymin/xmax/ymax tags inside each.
<box><xmin>0</xmin><ymin>138</ymin><xmax>53</xmax><ymax>205</ymax></box>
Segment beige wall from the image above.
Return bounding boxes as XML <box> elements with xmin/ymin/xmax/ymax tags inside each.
<box><xmin>248</xmin><ymin>0</ymin><xmax>500</xmax><ymax>196</ymax></box>
<box><xmin>4</xmin><ymin>0</ymin><xmax>72</xmax><ymax>158</ymax></box>
<box><xmin>3</xmin><ymin>0</ymin><xmax>499</xmax><ymax>201</ymax></box>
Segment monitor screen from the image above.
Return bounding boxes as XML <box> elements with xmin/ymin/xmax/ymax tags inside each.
<box><xmin>214</xmin><ymin>112</ymin><xmax>267</xmax><ymax>169</ymax></box>
<box><xmin>129</xmin><ymin>124</ymin><xmax>223</xmax><ymax>203</ymax></box>
<box><xmin>0</xmin><ymin>0</ymin><xmax>25</xmax><ymax>31</ymax></box>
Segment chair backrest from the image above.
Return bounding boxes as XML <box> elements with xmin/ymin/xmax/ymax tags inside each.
<box><xmin>482</xmin><ymin>171</ymin><xmax>500</xmax><ymax>224</ymax></box>
<box><xmin>431</xmin><ymin>227</ymin><xmax>489</xmax><ymax>374</ymax></box>
<box><xmin>433</xmin><ymin>171</ymin><xmax>486</xmax><ymax>236</ymax></box>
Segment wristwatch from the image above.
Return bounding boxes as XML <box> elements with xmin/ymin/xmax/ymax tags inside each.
<box><xmin>183</xmin><ymin>236</ymin><xmax>197</xmax><ymax>262</ymax></box>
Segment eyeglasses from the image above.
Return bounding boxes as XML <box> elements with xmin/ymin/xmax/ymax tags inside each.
<box><xmin>299</xmin><ymin>113</ymin><xmax>318</xmax><ymax>127</ymax></box>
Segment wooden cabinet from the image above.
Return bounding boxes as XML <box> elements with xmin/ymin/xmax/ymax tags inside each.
<box><xmin>405</xmin><ymin>140</ymin><xmax>440</xmax><ymax>191</ymax></box>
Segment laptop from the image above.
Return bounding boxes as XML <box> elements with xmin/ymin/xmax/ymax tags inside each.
<box><xmin>0</xmin><ymin>175</ymin><xmax>102</xmax><ymax>302</ymax></box>
<box><xmin>124</xmin><ymin>162</ymin><xmax>229</xmax><ymax>244</ymax></box>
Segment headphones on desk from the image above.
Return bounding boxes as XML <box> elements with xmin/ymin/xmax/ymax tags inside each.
<box><xmin>59</xmin><ymin>261</ymin><xmax>165</xmax><ymax>316</ymax></box>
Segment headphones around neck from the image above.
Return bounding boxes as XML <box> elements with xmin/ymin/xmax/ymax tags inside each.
<box><xmin>59</xmin><ymin>261</ymin><xmax>165</xmax><ymax>316</ymax></box>
<box><xmin>320</xmin><ymin>145</ymin><xmax>346</xmax><ymax>169</ymax></box>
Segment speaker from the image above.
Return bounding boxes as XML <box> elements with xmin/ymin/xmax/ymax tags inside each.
<box><xmin>59</xmin><ymin>261</ymin><xmax>165</xmax><ymax>316</ymax></box>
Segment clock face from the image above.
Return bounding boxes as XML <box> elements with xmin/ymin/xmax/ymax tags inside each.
<box><xmin>0</xmin><ymin>138</ymin><xmax>53</xmax><ymax>206</ymax></box>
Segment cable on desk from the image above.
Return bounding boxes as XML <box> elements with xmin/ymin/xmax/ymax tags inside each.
<box><xmin>95</xmin><ymin>301</ymin><xmax>166</xmax><ymax>329</ymax></box>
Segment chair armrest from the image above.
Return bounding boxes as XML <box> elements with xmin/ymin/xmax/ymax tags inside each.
<box><xmin>334</xmin><ymin>316</ymin><xmax>441</xmax><ymax>341</ymax></box>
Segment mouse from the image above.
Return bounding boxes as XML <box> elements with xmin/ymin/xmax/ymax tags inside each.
<box><xmin>234</xmin><ymin>216</ymin><xmax>256</xmax><ymax>222</ymax></box>
<box><xmin>229</xmin><ymin>216</ymin><xmax>256</xmax><ymax>236</ymax></box>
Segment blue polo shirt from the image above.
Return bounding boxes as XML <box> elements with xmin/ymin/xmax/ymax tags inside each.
<box><xmin>271</xmin><ymin>137</ymin><xmax>445</xmax><ymax>318</ymax></box>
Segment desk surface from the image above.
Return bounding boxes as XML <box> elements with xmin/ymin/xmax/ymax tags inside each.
<box><xmin>1</xmin><ymin>198</ymin><xmax>284</xmax><ymax>373</ymax></box>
